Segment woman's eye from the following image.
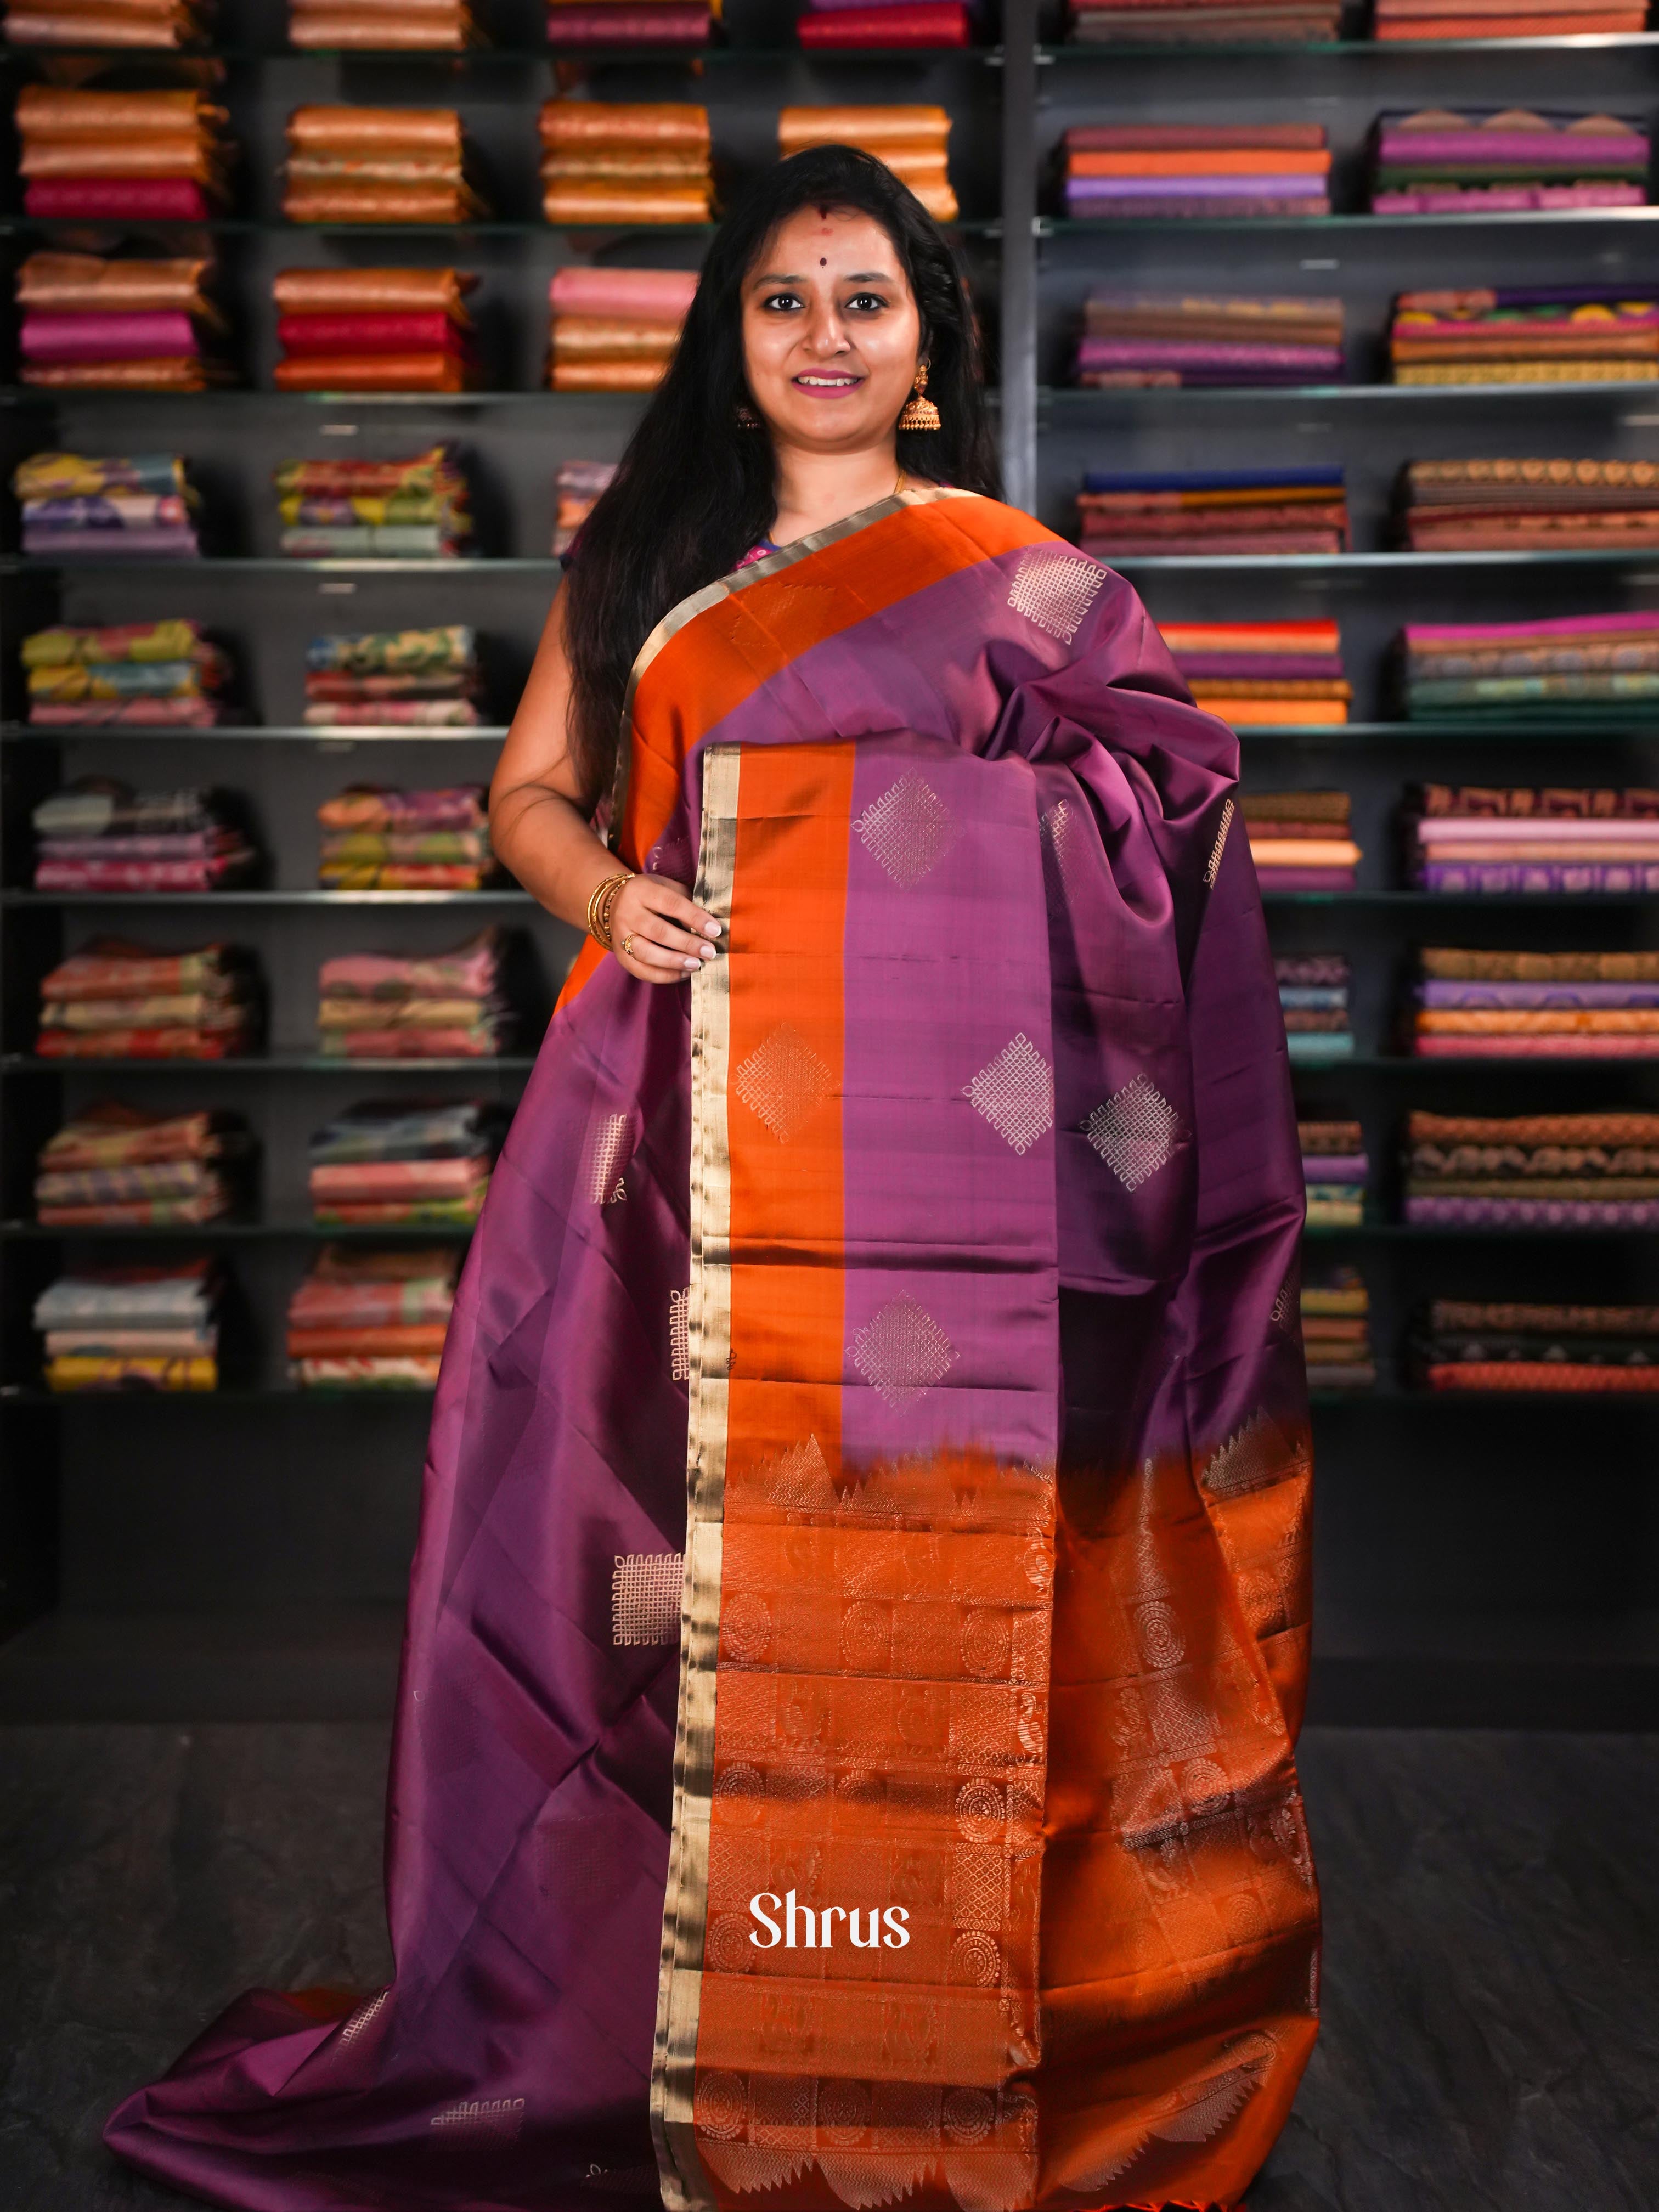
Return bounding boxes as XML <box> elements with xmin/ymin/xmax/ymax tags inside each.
<box><xmin>763</xmin><ymin>291</ymin><xmax>803</xmax><ymax>312</ymax></box>
<box><xmin>847</xmin><ymin>292</ymin><xmax>888</xmax><ymax>313</ymax></box>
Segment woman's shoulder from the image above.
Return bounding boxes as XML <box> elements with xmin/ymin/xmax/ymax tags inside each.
<box><xmin>913</xmin><ymin>487</ymin><xmax>1077</xmax><ymax>561</ymax></box>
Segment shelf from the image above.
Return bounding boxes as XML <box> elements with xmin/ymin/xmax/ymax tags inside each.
<box><xmin>1093</xmin><ymin>550</ymin><xmax>1659</xmax><ymax>575</ymax></box>
<box><xmin>1235</xmin><ymin>722</ymin><xmax>1659</xmax><ymax>742</ymax></box>
<box><xmin>0</xmin><ymin>40</ymin><xmax>1004</xmax><ymax>64</ymax></box>
<box><xmin>1</xmin><ymin>1217</ymin><xmax>473</xmax><ymax>1239</ymax></box>
<box><xmin>0</xmin><ymin>216</ymin><xmax>999</xmax><ymax>240</ymax></box>
<box><xmin>0</xmin><ymin>389</ymin><xmax>644</xmax><ymax>411</ymax></box>
<box><xmin>3</xmin><ymin>555</ymin><xmax>563</xmax><ymax>576</ymax></box>
<box><xmin>1042</xmin><ymin>30</ymin><xmax>1659</xmax><ymax>53</ymax></box>
<box><xmin>1045</xmin><ymin>207</ymin><xmax>1659</xmax><ymax>234</ymax></box>
<box><xmin>0</xmin><ymin>724</ymin><xmax>512</xmax><ymax>743</ymax></box>
<box><xmin>1041</xmin><ymin>382</ymin><xmax>1659</xmax><ymax>410</ymax></box>
<box><xmin>1</xmin><ymin>888</ymin><xmax>535</xmax><ymax>906</ymax></box>
<box><xmin>1</xmin><ymin>1054</ymin><xmax>538</xmax><ymax>1075</ymax></box>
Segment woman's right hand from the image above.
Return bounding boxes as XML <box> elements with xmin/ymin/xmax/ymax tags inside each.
<box><xmin>609</xmin><ymin>872</ymin><xmax>722</xmax><ymax>984</ymax></box>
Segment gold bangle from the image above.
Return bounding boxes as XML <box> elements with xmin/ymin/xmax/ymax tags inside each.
<box><xmin>586</xmin><ymin>870</ymin><xmax>633</xmax><ymax>951</ymax></box>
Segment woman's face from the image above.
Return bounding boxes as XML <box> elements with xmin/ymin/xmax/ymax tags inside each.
<box><xmin>740</xmin><ymin>204</ymin><xmax>923</xmax><ymax>454</ymax></box>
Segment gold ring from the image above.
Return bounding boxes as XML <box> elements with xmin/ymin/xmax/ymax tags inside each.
<box><xmin>620</xmin><ymin>934</ymin><xmax>633</xmax><ymax>958</ymax></box>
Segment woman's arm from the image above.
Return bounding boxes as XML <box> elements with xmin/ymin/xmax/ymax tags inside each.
<box><xmin>488</xmin><ymin>585</ymin><xmax>720</xmax><ymax>983</ymax></box>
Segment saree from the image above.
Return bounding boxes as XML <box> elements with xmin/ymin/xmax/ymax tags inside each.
<box><xmin>105</xmin><ymin>487</ymin><xmax>1317</xmax><ymax>2212</ymax></box>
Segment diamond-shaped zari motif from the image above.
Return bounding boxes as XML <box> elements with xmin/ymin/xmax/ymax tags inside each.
<box><xmin>612</xmin><ymin>1551</ymin><xmax>682</xmax><ymax>1645</ymax></box>
<box><xmin>854</xmin><ymin>773</ymin><xmax>957</xmax><ymax>889</ymax></box>
<box><xmin>964</xmin><ymin>1033</ymin><xmax>1053</xmax><ymax>1156</ymax></box>
<box><xmin>849</xmin><ymin>1294</ymin><xmax>957</xmax><ymax>1408</ymax></box>
<box><xmin>733</xmin><ymin>1023</ymin><xmax>834</xmax><ymax>1143</ymax></box>
<box><xmin>1084</xmin><ymin>1074</ymin><xmax>1182</xmax><ymax>1192</ymax></box>
<box><xmin>1007</xmin><ymin>548</ymin><xmax>1105</xmax><ymax>644</ymax></box>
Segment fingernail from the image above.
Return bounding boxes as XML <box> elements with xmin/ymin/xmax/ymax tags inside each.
<box><xmin>704</xmin><ymin>921</ymin><xmax>721</xmax><ymax>937</ymax></box>
<box><xmin>684</xmin><ymin>957</ymin><xmax>699</xmax><ymax>972</ymax></box>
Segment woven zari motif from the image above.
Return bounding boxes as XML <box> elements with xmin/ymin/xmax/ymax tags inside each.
<box><xmin>1204</xmin><ymin>798</ymin><xmax>1234</xmax><ymax>888</ymax></box>
<box><xmin>854</xmin><ymin>772</ymin><xmax>957</xmax><ymax>889</ymax></box>
<box><xmin>692</xmin><ymin>1450</ymin><xmax>1057</xmax><ymax>2212</ymax></box>
<box><xmin>582</xmin><ymin>1108</ymin><xmax>636</xmax><ymax>1205</ymax></box>
<box><xmin>612</xmin><ymin>1551</ymin><xmax>684</xmax><ymax>1646</ymax></box>
<box><xmin>733</xmin><ymin>1024</ymin><xmax>836</xmax><ymax>1144</ymax></box>
<box><xmin>849</xmin><ymin>1294</ymin><xmax>958</xmax><ymax>1408</ymax></box>
<box><xmin>964</xmin><ymin>1034</ymin><xmax>1056</xmax><ymax>1157</ymax></box>
<box><xmin>1084</xmin><ymin>1075</ymin><xmax>1184</xmax><ymax>1192</ymax></box>
<box><xmin>1007</xmin><ymin>549</ymin><xmax>1106</xmax><ymax>645</ymax></box>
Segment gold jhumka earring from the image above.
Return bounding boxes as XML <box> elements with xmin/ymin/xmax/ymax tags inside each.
<box><xmin>897</xmin><ymin>361</ymin><xmax>941</xmax><ymax>431</ymax></box>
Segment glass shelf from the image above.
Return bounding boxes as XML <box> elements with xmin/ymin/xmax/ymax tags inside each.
<box><xmin>3</xmin><ymin>555</ymin><xmax>562</xmax><ymax>575</ymax></box>
<box><xmin>1</xmin><ymin>887</ymin><xmax>535</xmax><ymax>905</ymax></box>
<box><xmin>0</xmin><ymin>40</ymin><xmax>1004</xmax><ymax>64</ymax></box>
<box><xmin>1041</xmin><ymin>30</ymin><xmax>1659</xmax><ymax>53</ymax></box>
<box><xmin>0</xmin><ymin>1054</ymin><xmax>538</xmax><ymax>1075</ymax></box>
<box><xmin>1261</xmin><ymin>889</ymin><xmax>1659</xmax><ymax>905</ymax></box>
<box><xmin>0</xmin><ymin>723</ymin><xmax>512</xmax><ymax>742</ymax></box>
<box><xmin>0</xmin><ymin>389</ymin><xmax>643</xmax><ymax>411</ymax></box>
<box><xmin>0</xmin><ymin>215</ymin><xmax>999</xmax><ymax>239</ymax></box>
<box><xmin>1041</xmin><ymin>382</ymin><xmax>1659</xmax><ymax>409</ymax></box>
<box><xmin>0</xmin><ymin>1217</ymin><xmax>472</xmax><ymax>1239</ymax></box>
<box><xmin>1045</xmin><ymin>207</ymin><xmax>1659</xmax><ymax>234</ymax></box>
<box><xmin>1235</xmin><ymin>722</ymin><xmax>1659</xmax><ymax>741</ymax></box>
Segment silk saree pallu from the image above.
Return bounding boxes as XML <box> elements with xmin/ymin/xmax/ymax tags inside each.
<box><xmin>104</xmin><ymin>489</ymin><xmax>1317</xmax><ymax>2212</ymax></box>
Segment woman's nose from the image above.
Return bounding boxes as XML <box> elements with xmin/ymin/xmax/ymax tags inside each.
<box><xmin>804</xmin><ymin>307</ymin><xmax>850</xmax><ymax>355</ymax></box>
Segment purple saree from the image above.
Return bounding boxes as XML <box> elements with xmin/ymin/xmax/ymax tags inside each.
<box><xmin>105</xmin><ymin>487</ymin><xmax>1318</xmax><ymax>2212</ymax></box>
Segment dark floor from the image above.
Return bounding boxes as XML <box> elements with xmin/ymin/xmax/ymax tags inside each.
<box><xmin>1</xmin><ymin>1727</ymin><xmax>1654</xmax><ymax>2212</ymax></box>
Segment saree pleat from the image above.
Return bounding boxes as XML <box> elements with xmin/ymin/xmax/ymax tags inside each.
<box><xmin>103</xmin><ymin>488</ymin><xmax>1315</xmax><ymax>2212</ymax></box>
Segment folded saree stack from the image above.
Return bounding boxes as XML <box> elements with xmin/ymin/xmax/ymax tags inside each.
<box><xmin>1244</xmin><ymin>788</ymin><xmax>1360</xmax><ymax>891</ymax></box>
<box><xmin>13</xmin><ymin>452</ymin><xmax>200</xmax><ymax>560</ymax></box>
<box><xmin>1370</xmin><ymin>109</ymin><xmax>1649</xmax><ymax>215</ymax></box>
<box><xmin>273</xmin><ymin>268</ymin><xmax>478</xmax><ymax>395</ymax></box>
<box><xmin>36</xmin><ymin>938</ymin><xmax>259</xmax><ymax>1059</ymax></box>
<box><xmin>546</xmin><ymin>265</ymin><xmax>696</xmax><ymax>390</ymax></box>
<box><xmin>1068</xmin><ymin>0</ymin><xmax>1340</xmax><ymax>40</ymax></box>
<box><xmin>16</xmin><ymin>86</ymin><xmax>233</xmax><ymax>221</ymax></box>
<box><xmin>1375</xmin><ymin>0</ymin><xmax>1641</xmax><ymax>29</ymax></box>
<box><xmin>1277</xmin><ymin>952</ymin><xmax>1355</xmax><ymax>1062</ymax></box>
<box><xmin>283</xmin><ymin>106</ymin><xmax>488</xmax><ymax>224</ymax></box>
<box><xmin>779</xmin><ymin>106</ymin><xmax>956</xmax><ymax>220</ymax></box>
<box><xmin>1409</xmin><ymin>946</ymin><xmax>1659</xmax><ymax>1058</ymax></box>
<box><xmin>545</xmin><ymin>0</ymin><xmax>712</xmax><ymax>43</ymax></box>
<box><xmin>1401</xmin><ymin>612</ymin><xmax>1659</xmax><ymax>718</ymax></box>
<box><xmin>317</xmin><ymin>785</ymin><xmax>496</xmax><ymax>887</ymax></box>
<box><xmin>798</xmin><ymin>0</ymin><xmax>974</xmax><ymax>46</ymax></box>
<box><xmin>16</xmin><ymin>252</ymin><xmax>230</xmax><ymax>392</ymax></box>
<box><xmin>36</xmin><ymin>1103</ymin><xmax>252</xmax><ymax>1227</ymax></box>
<box><xmin>35</xmin><ymin>1258</ymin><xmax>222</xmax><ymax>1392</ymax></box>
<box><xmin>305</xmin><ymin>624</ymin><xmax>481</xmax><ymax>727</ymax></box>
<box><xmin>1411</xmin><ymin>1300</ymin><xmax>1659</xmax><ymax>1391</ymax></box>
<box><xmin>1389</xmin><ymin>285</ymin><xmax>1659</xmax><ymax>388</ymax></box>
<box><xmin>1403</xmin><ymin>1107</ymin><xmax>1659</xmax><ymax>1227</ymax></box>
<box><xmin>274</xmin><ymin>445</ymin><xmax>472</xmax><ymax>556</ymax></box>
<box><xmin>1300</xmin><ymin>1107</ymin><xmax>1367</xmax><ymax>1224</ymax></box>
<box><xmin>1062</xmin><ymin>122</ymin><xmax>1331</xmax><ymax>219</ymax></box>
<box><xmin>287</xmin><ymin>1245</ymin><xmax>458</xmax><ymax>1387</ymax></box>
<box><xmin>1159</xmin><ymin>617</ymin><xmax>1349</xmax><ymax>723</ymax></box>
<box><xmin>1398</xmin><ymin>459</ymin><xmax>1659</xmax><ymax>551</ymax></box>
<box><xmin>289</xmin><ymin>0</ymin><xmax>482</xmax><ymax>48</ymax></box>
<box><xmin>1302</xmin><ymin>1264</ymin><xmax>1376</xmax><ymax>1390</ymax></box>
<box><xmin>316</xmin><ymin>929</ymin><xmax>512</xmax><ymax>1057</ymax></box>
<box><xmin>553</xmin><ymin>458</ymin><xmax>616</xmax><ymax>549</ymax></box>
<box><xmin>1409</xmin><ymin>781</ymin><xmax>1659</xmax><ymax>894</ymax></box>
<box><xmin>538</xmin><ymin>100</ymin><xmax>711</xmax><ymax>225</ymax></box>
<box><xmin>33</xmin><ymin>781</ymin><xmax>257</xmax><ymax>892</ymax></box>
<box><xmin>24</xmin><ymin>620</ymin><xmax>232</xmax><ymax>729</ymax></box>
<box><xmin>1078</xmin><ymin>468</ymin><xmax>1349</xmax><ymax>556</ymax></box>
<box><xmin>1075</xmin><ymin>290</ymin><xmax>1344</xmax><ymax>387</ymax></box>
<box><xmin>4</xmin><ymin>0</ymin><xmax>212</xmax><ymax>43</ymax></box>
<box><xmin>307</xmin><ymin>1098</ymin><xmax>507</xmax><ymax>1225</ymax></box>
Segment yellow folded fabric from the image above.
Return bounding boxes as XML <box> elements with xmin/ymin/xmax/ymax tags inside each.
<box><xmin>538</xmin><ymin>100</ymin><xmax>710</xmax><ymax>151</ymax></box>
<box><xmin>16</xmin><ymin>85</ymin><xmax>222</xmax><ymax>136</ymax></box>
<box><xmin>287</xmin><ymin>104</ymin><xmax>464</xmax><ymax>154</ymax></box>
<box><xmin>16</xmin><ymin>251</ymin><xmax>218</xmax><ymax>317</ymax></box>
<box><xmin>550</xmin><ymin>317</ymin><xmax>681</xmax><ymax>360</ymax></box>
<box><xmin>779</xmin><ymin>104</ymin><xmax>951</xmax><ymax>150</ymax></box>
<box><xmin>549</xmin><ymin>359</ymin><xmax>667</xmax><ymax>391</ymax></box>
<box><xmin>541</xmin><ymin>183</ymin><xmax>709</xmax><ymax>223</ymax></box>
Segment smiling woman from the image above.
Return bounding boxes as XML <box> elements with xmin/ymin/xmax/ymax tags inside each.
<box><xmin>104</xmin><ymin>144</ymin><xmax>1317</xmax><ymax>2212</ymax></box>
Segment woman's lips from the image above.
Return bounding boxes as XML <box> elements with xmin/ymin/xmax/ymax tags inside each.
<box><xmin>793</xmin><ymin>371</ymin><xmax>863</xmax><ymax>393</ymax></box>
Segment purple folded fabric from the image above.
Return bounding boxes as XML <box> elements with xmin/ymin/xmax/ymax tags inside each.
<box><xmin>1406</xmin><ymin>1194</ymin><xmax>1659</xmax><ymax>1228</ymax></box>
<box><xmin>1066</xmin><ymin>174</ymin><xmax>1330</xmax><ymax>200</ymax></box>
<box><xmin>1077</xmin><ymin>340</ymin><xmax>1344</xmax><ymax>375</ymax></box>
<box><xmin>1374</xmin><ymin>185</ymin><xmax>1644</xmax><ymax>213</ymax></box>
<box><xmin>1300</xmin><ymin>1154</ymin><xmax>1368</xmax><ymax>1181</ymax></box>
<box><xmin>23</xmin><ymin>527</ymin><xmax>199</xmax><ymax>557</ymax></box>
<box><xmin>1256</xmin><ymin>867</ymin><xmax>1357</xmax><ymax>892</ymax></box>
<box><xmin>1172</xmin><ymin>653</ymin><xmax>1347</xmax><ymax>680</ymax></box>
<box><xmin>1418</xmin><ymin>979</ymin><xmax>1659</xmax><ymax>1008</ymax></box>
<box><xmin>1376</xmin><ymin>131</ymin><xmax>1646</xmax><ymax>166</ymax></box>
<box><xmin>1418</xmin><ymin>861</ymin><xmax>1659</xmax><ymax>893</ymax></box>
<box><xmin>20</xmin><ymin>311</ymin><xmax>201</xmax><ymax>365</ymax></box>
<box><xmin>546</xmin><ymin>4</ymin><xmax>710</xmax><ymax>36</ymax></box>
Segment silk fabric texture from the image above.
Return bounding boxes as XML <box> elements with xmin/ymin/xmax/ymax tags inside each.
<box><xmin>104</xmin><ymin>488</ymin><xmax>1318</xmax><ymax>2211</ymax></box>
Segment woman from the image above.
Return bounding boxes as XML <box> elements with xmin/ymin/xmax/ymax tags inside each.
<box><xmin>106</xmin><ymin>147</ymin><xmax>1318</xmax><ymax>2212</ymax></box>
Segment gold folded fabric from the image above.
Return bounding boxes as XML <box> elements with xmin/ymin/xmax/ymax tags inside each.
<box><xmin>7</xmin><ymin>12</ymin><xmax>203</xmax><ymax>43</ymax></box>
<box><xmin>273</xmin><ymin>264</ymin><xmax>475</xmax><ymax>314</ymax></box>
<box><xmin>287</xmin><ymin>154</ymin><xmax>467</xmax><ymax>185</ymax></box>
<box><xmin>551</xmin><ymin>316</ymin><xmax>680</xmax><ymax>359</ymax></box>
<box><xmin>286</xmin><ymin>105</ymin><xmax>465</xmax><ymax>154</ymax></box>
<box><xmin>289</xmin><ymin>14</ymin><xmax>477</xmax><ymax>43</ymax></box>
<box><xmin>20</xmin><ymin>139</ymin><xmax>228</xmax><ymax>182</ymax></box>
<box><xmin>538</xmin><ymin>101</ymin><xmax>710</xmax><ymax>151</ymax></box>
<box><xmin>16</xmin><ymin>86</ymin><xmax>224</xmax><ymax>136</ymax></box>
<box><xmin>539</xmin><ymin>151</ymin><xmax>710</xmax><ymax>183</ymax></box>
<box><xmin>16</xmin><ymin>251</ymin><xmax>220</xmax><ymax>319</ymax></box>
<box><xmin>541</xmin><ymin>184</ymin><xmax>709</xmax><ymax>223</ymax></box>
<box><xmin>549</xmin><ymin>358</ymin><xmax>665</xmax><ymax>391</ymax></box>
<box><xmin>23</xmin><ymin>358</ymin><xmax>219</xmax><ymax>389</ymax></box>
<box><xmin>275</xmin><ymin>352</ymin><xmax>472</xmax><ymax>390</ymax></box>
<box><xmin>779</xmin><ymin>104</ymin><xmax>951</xmax><ymax>151</ymax></box>
<box><xmin>284</xmin><ymin>185</ymin><xmax>484</xmax><ymax>222</ymax></box>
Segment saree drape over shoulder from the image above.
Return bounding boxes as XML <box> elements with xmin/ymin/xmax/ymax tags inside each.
<box><xmin>106</xmin><ymin>487</ymin><xmax>1318</xmax><ymax>2212</ymax></box>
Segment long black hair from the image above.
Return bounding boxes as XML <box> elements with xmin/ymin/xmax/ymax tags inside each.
<box><xmin>560</xmin><ymin>143</ymin><xmax>1000</xmax><ymax>808</ymax></box>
